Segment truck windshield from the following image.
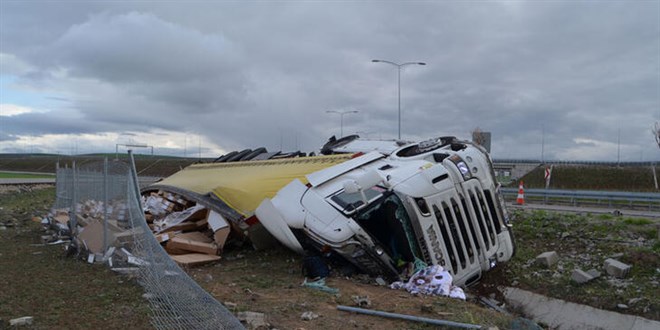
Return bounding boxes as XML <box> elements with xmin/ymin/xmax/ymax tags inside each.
<box><xmin>330</xmin><ymin>186</ymin><xmax>386</xmax><ymax>213</ymax></box>
<box><xmin>354</xmin><ymin>193</ymin><xmax>423</xmax><ymax>269</ymax></box>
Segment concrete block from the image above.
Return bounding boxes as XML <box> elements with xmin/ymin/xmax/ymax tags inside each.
<box><xmin>535</xmin><ymin>251</ymin><xmax>559</xmax><ymax>268</ymax></box>
<box><xmin>604</xmin><ymin>258</ymin><xmax>631</xmax><ymax>278</ymax></box>
<box><xmin>586</xmin><ymin>268</ymin><xmax>601</xmax><ymax>279</ymax></box>
<box><xmin>571</xmin><ymin>269</ymin><xmax>594</xmax><ymax>284</ymax></box>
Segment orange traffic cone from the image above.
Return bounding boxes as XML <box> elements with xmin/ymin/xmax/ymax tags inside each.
<box><xmin>516</xmin><ymin>181</ymin><xmax>525</xmax><ymax>205</ymax></box>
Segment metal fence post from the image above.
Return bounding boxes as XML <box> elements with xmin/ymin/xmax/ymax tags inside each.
<box><xmin>103</xmin><ymin>157</ymin><xmax>109</xmax><ymax>253</ymax></box>
<box><xmin>70</xmin><ymin>160</ymin><xmax>78</xmax><ymax>234</ymax></box>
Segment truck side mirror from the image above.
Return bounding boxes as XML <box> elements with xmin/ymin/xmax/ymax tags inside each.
<box><xmin>356</xmin><ymin>169</ymin><xmax>383</xmax><ymax>189</ymax></box>
<box><xmin>342</xmin><ymin>180</ymin><xmax>361</xmax><ymax>194</ymax></box>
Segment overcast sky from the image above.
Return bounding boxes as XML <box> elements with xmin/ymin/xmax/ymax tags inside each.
<box><xmin>1</xmin><ymin>1</ymin><xmax>659</xmax><ymax>161</ymax></box>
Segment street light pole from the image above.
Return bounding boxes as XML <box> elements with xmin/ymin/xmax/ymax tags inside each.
<box><xmin>326</xmin><ymin>110</ymin><xmax>359</xmax><ymax>138</ymax></box>
<box><xmin>372</xmin><ymin>59</ymin><xmax>426</xmax><ymax>140</ymax></box>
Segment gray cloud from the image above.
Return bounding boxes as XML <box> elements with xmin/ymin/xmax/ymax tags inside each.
<box><xmin>0</xmin><ymin>1</ymin><xmax>658</xmax><ymax>160</ymax></box>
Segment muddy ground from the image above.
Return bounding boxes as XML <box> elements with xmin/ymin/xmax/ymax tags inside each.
<box><xmin>2</xmin><ymin>185</ymin><xmax>658</xmax><ymax>329</ymax></box>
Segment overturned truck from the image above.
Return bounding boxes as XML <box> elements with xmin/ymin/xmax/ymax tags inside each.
<box><xmin>144</xmin><ymin>135</ymin><xmax>515</xmax><ymax>286</ymax></box>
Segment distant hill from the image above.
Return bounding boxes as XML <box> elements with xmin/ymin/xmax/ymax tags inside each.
<box><xmin>512</xmin><ymin>164</ymin><xmax>658</xmax><ymax>192</ymax></box>
<box><xmin>0</xmin><ymin>154</ymin><xmax>212</xmax><ymax>178</ymax></box>
<box><xmin>3</xmin><ymin>154</ymin><xmax>659</xmax><ymax>192</ymax></box>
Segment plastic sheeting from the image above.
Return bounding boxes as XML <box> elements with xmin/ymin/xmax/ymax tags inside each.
<box><xmin>390</xmin><ymin>265</ymin><xmax>466</xmax><ymax>300</ymax></box>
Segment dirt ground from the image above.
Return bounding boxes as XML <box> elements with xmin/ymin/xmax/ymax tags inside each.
<box><xmin>188</xmin><ymin>245</ymin><xmax>513</xmax><ymax>330</ymax></box>
<box><xmin>2</xmin><ymin>185</ymin><xmax>658</xmax><ymax>329</ymax></box>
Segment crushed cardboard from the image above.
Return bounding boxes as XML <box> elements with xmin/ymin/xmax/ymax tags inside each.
<box><xmin>170</xmin><ymin>253</ymin><xmax>221</xmax><ymax>266</ymax></box>
<box><xmin>50</xmin><ymin>189</ymin><xmax>237</xmax><ymax>268</ymax></box>
<box><xmin>166</xmin><ymin>236</ymin><xmax>219</xmax><ymax>255</ymax></box>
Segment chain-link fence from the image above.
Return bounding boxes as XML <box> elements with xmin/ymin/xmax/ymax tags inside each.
<box><xmin>54</xmin><ymin>163</ymin><xmax>74</xmax><ymax>209</ymax></box>
<box><xmin>53</xmin><ymin>154</ymin><xmax>243</xmax><ymax>330</ymax></box>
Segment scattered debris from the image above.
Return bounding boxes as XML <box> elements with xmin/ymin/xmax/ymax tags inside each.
<box><xmin>301</xmin><ymin>277</ymin><xmax>339</xmax><ymax>294</ymax></box>
<box><xmin>223</xmin><ymin>302</ymin><xmax>237</xmax><ymax>311</ymax></box>
<box><xmin>141</xmin><ymin>191</ymin><xmax>233</xmax><ymax>265</ymax></box>
<box><xmin>535</xmin><ymin>251</ymin><xmax>559</xmax><ymax>268</ymax></box>
<box><xmin>604</xmin><ymin>258</ymin><xmax>631</xmax><ymax>278</ymax></box>
<box><xmin>42</xmin><ymin>187</ymin><xmax>238</xmax><ymax>268</ymax></box>
<box><xmin>352</xmin><ymin>295</ymin><xmax>372</xmax><ymax>308</ymax></box>
<box><xmin>111</xmin><ymin>267</ymin><xmax>140</xmax><ymax>275</ymax></box>
<box><xmin>337</xmin><ymin>305</ymin><xmax>482</xmax><ymax>329</ymax></box>
<box><xmin>586</xmin><ymin>268</ymin><xmax>601</xmax><ymax>279</ymax></box>
<box><xmin>9</xmin><ymin>316</ymin><xmax>34</xmax><ymax>326</ymax></box>
<box><xmin>389</xmin><ymin>265</ymin><xmax>466</xmax><ymax>300</ymax></box>
<box><xmin>300</xmin><ymin>311</ymin><xmax>319</xmax><ymax>321</ymax></box>
<box><xmin>170</xmin><ymin>253</ymin><xmax>221</xmax><ymax>266</ymax></box>
<box><xmin>375</xmin><ymin>276</ymin><xmax>387</xmax><ymax>286</ymax></box>
<box><xmin>237</xmin><ymin>311</ymin><xmax>268</xmax><ymax>330</ymax></box>
<box><xmin>571</xmin><ymin>268</ymin><xmax>597</xmax><ymax>284</ymax></box>
<box><xmin>479</xmin><ymin>296</ymin><xmax>511</xmax><ymax>315</ymax></box>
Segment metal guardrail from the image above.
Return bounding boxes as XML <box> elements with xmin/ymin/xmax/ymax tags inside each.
<box><xmin>493</xmin><ymin>159</ymin><xmax>658</xmax><ymax>166</ymax></box>
<box><xmin>500</xmin><ymin>188</ymin><xmax>660</xmax><ymax>211</ymax></box>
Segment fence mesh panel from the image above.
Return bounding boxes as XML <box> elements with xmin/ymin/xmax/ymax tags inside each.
<box><xmin>55</xmin><ymin>157</ymin><xmax>243</xmax><ymax>330</ymax></box>
<box><xmin>54</xmin><ymin>163</ymin><xmax>73</xmax><ymax>209</ymax></box>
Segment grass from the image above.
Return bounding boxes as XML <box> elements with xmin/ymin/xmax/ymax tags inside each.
<box><xmin>0</xmin><ymin>188</ymin><xmax>150</xmax><ymax>329</ymax></box>
<box><xmin>480</xmin><ymin>209</ymin><xmax>660</xmax><ymax>321</ymax></box>
<box><xmin>512</xmin><ymin>165</ymin><xmax>658</xmax><ymax>192</ymax></box>
<box><xmin>0</xmin><ymin>155</ymin><xmax>201</xmax><ymax>178</ymax></box>
<box><xmin>0</xmin><ymin>172</ymin><xmax>55</xmax><ymax>179</ymax></box>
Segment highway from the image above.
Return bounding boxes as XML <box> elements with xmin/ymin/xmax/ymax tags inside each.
<box><xmin>0</xmin><ymin>178</ymin><xmax>55</xmax><ymax>184</ymax></box>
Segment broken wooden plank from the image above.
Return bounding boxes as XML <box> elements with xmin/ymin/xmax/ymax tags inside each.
<box><xmin>170</xmin><ymin>253</ymin><xmax>221</xmax><ymax>266</ymax></box>
<box><xmin>166</xmin><ymin>236</ymin><xmax>219</xmax><ymax>255</ymax></box>
<box><xmin>174</xmin><ymin>231</ymin><xmax>213</xmax><ymax>243</ymax></box>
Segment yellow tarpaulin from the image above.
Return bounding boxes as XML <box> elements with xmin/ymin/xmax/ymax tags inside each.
<box><xmin>155</xmin><ymin>155</ymin><xmax>351</xmax><ymax>216</ymax></box>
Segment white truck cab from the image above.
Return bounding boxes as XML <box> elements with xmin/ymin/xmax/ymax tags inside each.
<box><xmin>256</xmin><ymin>136</ymin><xmax>516</xmax><ymax>286</ymax></box>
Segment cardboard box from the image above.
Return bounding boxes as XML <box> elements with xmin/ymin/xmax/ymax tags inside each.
<box><xmin>207</xmin><ymin>211</ymin><xmax>229</xmax><ymax>232</ymax></box>
<box><xmin>166</xmin><ymin>236</ymin><xmax>218</xmax><ymax>255</ymax></box>
<box><xmin>78</xmin><ymin>221</ymin><xmax>115</xmax><ymax>254</ymax></box>
<box><xmin>175</xmin><ymin>231</ymin><xmax>213</xmax><ymax>243</ymax></box>
<box><xmin>164</xmin><ymin>245</ymin><xmax>190</xmax><ymax>255</ymax></box>
<box><xmin>213</xmin><ymin>227</ymin><xmax>231</xmax><ymax>248</ymax></box>
<box><xmin>113</xmin><ymin>227</ymin><xmax>145</xmax><ymax>245</ymax></box>
<box><xmin>206</xmin><ymin>211</ymin><xmax>231</xmax><ymax>247</ymax></box>
<box><xmin>54</xmin><ymin>214</ymin><xmax>70</xmax><ymax>224</ymax></box>
<box><xmin>160</xmin><ymin>221</ymin><xmax>198</xmax><ymax>233</ymax></box>
<box><xmin>171</xmin><ymin>253</ymin><xmax>221</xmax><ymax>266</ymax></box>
<box><xmin>155</xmin><ymin>232</ymin><xmax>172</xmax><ymax>243</ymax></box>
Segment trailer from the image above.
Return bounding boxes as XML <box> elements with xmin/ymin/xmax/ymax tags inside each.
<box><xmin>145</xmin><ymin>135</ymin><xmax>516</xmax><ymax>286</ymax></box>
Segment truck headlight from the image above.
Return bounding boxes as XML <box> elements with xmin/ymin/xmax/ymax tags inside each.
<box><xmin>449</xmin><ymin>155</ymin><xmax>472</xmax><ymax>180</ymax></box>
<box><xmin>456</xmin><ymin>161</ymin><xmax>472</xmax><ymax>179</ymax></box>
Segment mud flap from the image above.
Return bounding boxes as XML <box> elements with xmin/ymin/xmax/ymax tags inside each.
<box><xmin>255</xmin><ymin>199</ymin><xmax>305</xmax><ymax>254</ymax></box>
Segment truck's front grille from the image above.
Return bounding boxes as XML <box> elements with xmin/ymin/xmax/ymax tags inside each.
<box><xmin>431</xmin><ymin>183</ymin><xmax>503</xmax><ymax>276</ymax></box>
